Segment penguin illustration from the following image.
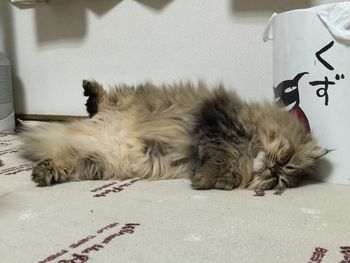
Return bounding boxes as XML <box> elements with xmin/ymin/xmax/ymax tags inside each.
<box><xmin>274</xmin><ymin>72</ymin><xmax>310</xmax><ymax>132</ymax></box>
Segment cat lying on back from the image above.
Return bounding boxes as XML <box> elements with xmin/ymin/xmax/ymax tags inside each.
<box><xmin>20</xmin><ymin>80</ymin><xmax>328</xmax><ymax>190</ymax></box>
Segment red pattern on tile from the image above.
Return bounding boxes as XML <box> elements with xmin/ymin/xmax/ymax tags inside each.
<box><xmin>38</xmin><ymin>250</ymin><xmax>68</xmax><ymax>263</ymax></box>
<box><xmin>57</xmin><ymin>253</ymin><xmax>88</xmax><ymax>263</ymax></box>
<box><xmin>101</xmin><ymin>223</ymin><xmax>139</xmax><ymax>245</ymax></box>
<box><xmin>96</xmin><ymin>223</ymin><xmax>119</xmax><ymax>234</ymax></box>
<box><xmin>81</xmin><ymin>244</ymin><xmax>104</xmax><ymax>254</ymax></box>
<box><xmin>90</xmin><ymin>182</ymin><xmax>119</xmax><ymax>193</ymax></box>
<box><xmin>254</xmin><ymin>190</ymin><xmax>265</xmax><ymax>197</ymax></box>
<box><xmin>69</xmin><ymin>235</ymin><xmax>96</xmax><ymax>249</ymax></box>
<box><xmin>308</xmin><ymin>247</ymin><xmax>328</xmax><ymax>263</ymax></box>
<box><xmin>91</xmin><ymin>179</ymin><xmax>139</xmax><ymax>198</ymax></box>
<box><xmin>340</xmin><ymin>246</ymin><xmax>350</xmax><ymax>263</ymax></box>
<box><xmin>273</xmin><ymin>188</ymin><xmax>285</xmax><ymax>195</ymax></box>
<box><xmin>0</xmin><ymin>142</ymin><xmax>12</xmax><ymax>146</ymax></box>
<box><xmin>0</xmin><ymin>163</ymin><xmax>32</xmax><ymax>175</ymax></box>
<box><xmin>0</xmin><ymin>148</ymin><xmax>19</xmax><ymax>156</ymax></box>
<box><xmin>37</xmin><ymin>223</ymin><xmax>140</xmax><ymax>263</ymax></box>
<box><xmin>253</xmin><ymin>189</ymin><xmax>286</xmax><ymax>197</ymax></box>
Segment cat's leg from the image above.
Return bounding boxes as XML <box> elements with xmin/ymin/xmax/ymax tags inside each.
<box><xmin>190</xmin><ymin>141</ymin><xmax>242</xmax><ymax>190</ymax></box>
<box><xmin>32</xmin><ymin>159</ymin><xmax>71</xmax><ymax>186</ymax></box>
<box><xmin>191</xmin><ymin>164</ymin><xmax>241</xmax><ymax>190</ymax></box>
<box><xmin>83</xmin><ymin>80</ymin><xmax>108</xmax><ymax>117</ymax></box>
<box><xmin>31</xmin><ymin>154</ymin><xmax>108</xmax><ymax>186</ymax></box>
<box><xmin>191</xmin><ymin>165</ymin><xmax>241</xmax><ymax>190</ymax></box>
<box><xmin>20</xmin><ymin>121</ymin><xmax>121</xmax><ymax>186</ymax></box>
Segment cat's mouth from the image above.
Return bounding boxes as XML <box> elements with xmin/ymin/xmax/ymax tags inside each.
<box><xmin>247</xmin><ymin>176</ymin><xmax>279</xmax><ymax>190</ymax></box>
<box><xmin>263</xmin><ymin>176</ymin><xmax>279</xmax><ymax>189</ymax></box>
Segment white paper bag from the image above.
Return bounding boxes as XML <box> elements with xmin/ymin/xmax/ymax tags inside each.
<box><xmin>264</xmin><ymin>2</ymin><xmax>350</xmax><ymax>185</ymax></box>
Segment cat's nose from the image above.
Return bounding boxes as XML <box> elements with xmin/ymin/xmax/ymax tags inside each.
<box><xmin>268</xmin><ymin>164</ymin><xmax>278</xmax><ymax>174</ymax></box>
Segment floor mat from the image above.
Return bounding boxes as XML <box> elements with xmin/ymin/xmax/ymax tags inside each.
<box><xmin>1</xmin><ymin>134</ymin><xmax>349</xmax><ymax>263</ymax></box>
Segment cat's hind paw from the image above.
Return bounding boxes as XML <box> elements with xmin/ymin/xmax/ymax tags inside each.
<box><xmin>32</xmin><ymin>159</ymin><xmax>69</xmax><ymax>186</ymax></box>
<box><xmin>83</xmin><ymin>80</ymin><xmax>100</xmax><ymax>97</ymax></box>
<box><xmin>82</xmin><ymin>80</ymin><xmax>104</xmax><ymax>117</ymax></box>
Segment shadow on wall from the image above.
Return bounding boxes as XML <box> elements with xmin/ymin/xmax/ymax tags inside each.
<box><xmin>134</xmin><ymin>0</ymin><xmax>173</xmax><ymax>11</ymax></box>
<box><xmin>34</xmin><ymin>0</ymin><xmax>173</xmax><ymax>43</ymax></box>
<box><xmin>34</xmin><ymin>0</ymin><xmax>122</xmax><ymax>43</ymax></box>
<box><xmin>2</xmin><ymin>0</ymin><xmax>173</xmax><ymax>112</ymax></box>
<box><xmin>231</xmin><ymin>0</ymin><xmax>313</xmax><ymax>13</ymax></box>
<box><xmin>314</xmin><ymin>158</ymin><xmax>334</xmax><ymax>183</ymax></box>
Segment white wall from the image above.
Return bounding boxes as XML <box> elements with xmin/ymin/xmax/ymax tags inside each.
<box><xmin>0</xmin><ymin>0</ymin><xmax>345</xmax><ymax>116</ymax></box>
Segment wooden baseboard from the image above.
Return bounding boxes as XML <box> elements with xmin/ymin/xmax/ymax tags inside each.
<box><xmin>15</xmin><ymin>114</ymin><xmax>88</xmax><ymax>122</ymax></box>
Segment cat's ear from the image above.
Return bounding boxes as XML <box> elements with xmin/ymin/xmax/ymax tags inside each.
<box><xmin>310</xmin><ymin>146</ymin><xmax>330</xmax><ymax>159</ymax></box>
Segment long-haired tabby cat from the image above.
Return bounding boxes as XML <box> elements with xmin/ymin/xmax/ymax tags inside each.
<box><xmin>20</xmin><ymin>80</ymin><xmax>328</xmax><ymax>190</ymax></box>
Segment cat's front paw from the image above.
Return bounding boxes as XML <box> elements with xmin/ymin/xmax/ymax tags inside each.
<box><xmin>191</xmin><ymin>167</ymin><xmax>240</xmax><ymax>190</ymax></box>
<box><xmin>191</xmin><ymin>170</ymin><xmax>214</xmax><ymax>190</ymax></box>
<box><xmin>32</xmin><ymin>159</ymin><xmax>69</xmax><ymax>186</ymax></box>
<box><xmin>213</xmin><ymin>174</ymin><xmax>239</xmax><ymax>190</ymax></box>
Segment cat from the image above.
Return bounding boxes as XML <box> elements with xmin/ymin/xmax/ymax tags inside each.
<box><xmin>19</xmin><ymin>80</ymin><xmax>328</xmax><ymax>190</ymax></box>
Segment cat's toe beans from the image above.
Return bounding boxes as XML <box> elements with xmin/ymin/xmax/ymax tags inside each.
<box><xmin>31</xmin><ymin>160</ymin><xmax>55</xmax><ymax>186</ymax></box>
<box><xmin>82</xmin><ymin>80</ymin><xmax>99</xmax><ymax>96</ymax></box>
<box><xmin>31</xmin><ymin>159</ymin><xmax>67</xmax><ymax>187</ymax></box>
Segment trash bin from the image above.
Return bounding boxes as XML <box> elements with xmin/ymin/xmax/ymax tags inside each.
<box><xmin>264</xmin><ymin>2</ymin><xmax>350</xmax><ymax>185</ymax></box>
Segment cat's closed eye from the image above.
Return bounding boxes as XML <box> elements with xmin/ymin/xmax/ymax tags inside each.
<box><xmin>277</xmin><ymin>154</ymin><xmax>291</xmax><ymax>166</ymax></box>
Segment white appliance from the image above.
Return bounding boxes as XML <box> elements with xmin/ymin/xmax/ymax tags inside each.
<box><xmin>0</xmin><ymin>53</ymin><xmax>15</xmax><ymax>133</ymax></box>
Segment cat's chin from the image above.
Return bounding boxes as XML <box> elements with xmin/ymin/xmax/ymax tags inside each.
<box><xmin>252</xmin><ymin>151</ymin><xmax>267</xmax><ymax>172</ymax></box>
<box><xmin>247</xmin><ymin>177</ymin><xmax>278</xmax><ymax>190</ymax></box>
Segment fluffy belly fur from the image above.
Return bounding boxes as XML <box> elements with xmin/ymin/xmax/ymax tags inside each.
<box><xmin>20</xmin><ymin>81</ymin><xmax>203</xmax><ymax>186</ymax></box>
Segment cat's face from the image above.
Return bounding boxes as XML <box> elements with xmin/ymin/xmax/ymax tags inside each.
<box><xmin>246</xmin><ymin>136</ymin><xmax>327</xmax><ymax>190</ymax></box>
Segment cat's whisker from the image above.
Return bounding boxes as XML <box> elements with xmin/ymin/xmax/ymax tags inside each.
<box><xmin>278</xmin><ymin>176</ymin><xmax>289</xmax><ymax>188</ymax></box>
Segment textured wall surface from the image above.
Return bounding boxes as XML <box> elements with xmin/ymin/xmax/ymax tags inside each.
<box><xmin>0</xmin><ymin>0</ymin><xmax>344</xmax><ymax>115</ymax></box>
